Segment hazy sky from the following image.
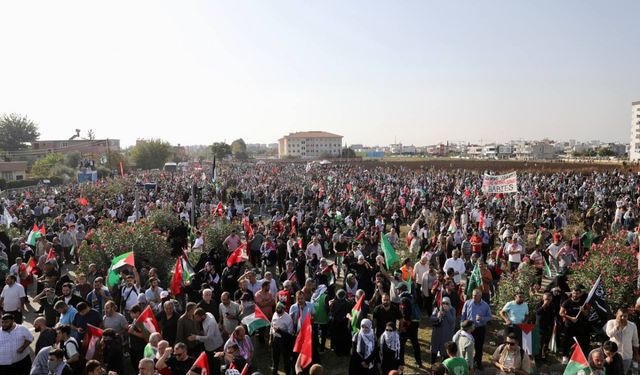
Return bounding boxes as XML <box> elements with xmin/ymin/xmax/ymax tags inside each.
<box><xmin>1</xmin><ymin>1</ymin><xmax>638</xmax><ymax>148</ymax></box>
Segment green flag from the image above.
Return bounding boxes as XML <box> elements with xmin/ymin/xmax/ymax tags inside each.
<box><xmin>107</xmin><ymin>251</ymin><xmax>135</xmax><ymax>287</ymax></box>
<box><xmin>466</xmin><ymin>262</ymin><xmax>483</xmax><ymax>298</ymax></box>
<box><xmin>380</xmin><ymin>233</ymin><xmax>398</xmax><ymax>269</ymax></box>
<box><xmin>543</xmin><ymin>258</ymin><xmax>552</xmax><ymax>278</ymax></box>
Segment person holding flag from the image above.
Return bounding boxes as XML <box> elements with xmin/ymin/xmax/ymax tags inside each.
<box><xmin>461</xmin><ymin>288</ymin><xmax>492</xmax><ymax>370</ymax></box>
<box><xmin>559</xmin><ymin>285</ymin><xmax>590</xmax><ymax>364</ymax></box>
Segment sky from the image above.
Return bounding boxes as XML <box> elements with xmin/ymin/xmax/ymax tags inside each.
<box><xmin>1</xmin><ymin>1</ymin><xmax>638</xmax><ymax>148</ymax></box>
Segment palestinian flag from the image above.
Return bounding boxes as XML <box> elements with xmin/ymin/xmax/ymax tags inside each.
<box><xmin>84</xmin><ymin>324</ymin><xmax>103</xmax><ymax>360</ymax></box>
<box><xmin>380</xmin><ymin>232</ymin><xmax>399</xmax><ymax>269</ymax></box>
<box><xmin>448</xmin><ymin>218</ymin><xmax>457</xmax><ymax>233</ymax></box>
<box><xmin>241</xmin><ymin>304</ymin><xmax>271</xmax><ymax>335</ymax></box>
<box><xmin>26</xmin><ymin>224</ymin><xmax>41</xmax><ymax>246</ymax></box>
<box><xmin>518</xmin><ymin>323</ymin><xmax>536</xmax><ymax>355</ymax></box>
<box><xmin>107</xmin><ymin>251</ymin><xmax>135</xmax><ymax>287</ymax></box>
<box><xmin>25</xmin><ymin>256</ymin><xmax>37</xmax><ymax>275</ymax></box>
<box><xmin>321</xmin><ymin>265</ymin><xmax>335</xmax><ymax>286</ymax></box>
<box><xmin>350</xmin><ymin>294</ymin><xmax>365</xmax><ymax>335</ymax></box>
<box><xmin>135</xmin><ymin>305</ymin><xmax>160</xmax><ymax>336</ymax></box>
<box><xmin>192</xmin><ymin>351</ymin><xmax>210</xmax><ymax>375</ymax></box>
<box><xmin>170</xmin><ymin>257</ymin><xmax>184</xmax><ymax>296</ymax></box>
<box><xmin>46</xmin><ymin>249</ymin><xmax>56</xmax><ymax>262</ymax></box>
<box><xmin>227</xmin><ymin>243</ymin><xmax>246</xmax><ymax>267</ymax></box>
<box><xmin>39</xmin><ymin>225</ymin><xmax>46</xmax><ymax>236</ymax></box>
<box><xmin>293</xmin><ymin>313</ymin><xmax>313</xmax><ymax>369</ymax></box>
<box><xmin>563</xmin><ymin>341</ymin><xmax>591</xmax><ymax>375</ymax></box>
<box><xmin>181</xmin><ymin>254</ymin><xmax>195</xmax><ymax>283</ymax></box>
<box><xmin>466</xmin><ymin>262</ymin><xmax>483</xmax><ymax>298</ymax></box>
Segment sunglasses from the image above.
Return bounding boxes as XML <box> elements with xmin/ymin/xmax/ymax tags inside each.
<box><xmin>506</xmin><ymin>341</ymin><xmax>517</xmax><ymax>345</ymax></box>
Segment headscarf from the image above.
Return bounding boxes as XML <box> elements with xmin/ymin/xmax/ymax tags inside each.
<box><xmin>380</xmin><ymin>327</ymin><xmax>401</xmax><ymax>360</ymax></box>
<box><xmin>354</xmin><ymin>318</ymin><xmax>375</xmax><ymax>359</ymax></box>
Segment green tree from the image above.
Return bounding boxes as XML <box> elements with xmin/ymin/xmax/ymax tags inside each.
<box><xmin>64</xmin><ymin>151</ymin><xmax>82</xmax><ymax>168</ymax></box>
<box><xmin>210</xmin><ymin>142</ymin><xmax>232</xmax><ymax>160</ymax></box>
<box><xmin>341</xmin><ymin>147</ymin><xmax>356</xmax><ymax>158</ymax></box>
<box><xmin>597</xmin><ymin>148</ymin><xmax>616</xmax><ymax>157</ymax></box>
<box><xmin>87</xmin><ymin>129</ymin><xmax>96</xmax><ymax>140</ymax></box>
<box><xmin>231</xmin><ymin>138</ymin><xmax>248</xmax><ymax>160</ymax></box>
<box><xmin>0</xmin><ymin>113</ymin><xmax>40</xmax><ymax>151</ymax></box>
<box><xmin>130</xmin><ymin>139</ymin><xmax>172</xmax><ymax>170</ymax></box>
<box><xmin>30</xmin><ymin>153</ymin><xmax>64</xmax><ymax>178</ymax></box>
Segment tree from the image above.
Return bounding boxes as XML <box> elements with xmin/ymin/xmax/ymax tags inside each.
<box><xmin>30</xmin><ymin>153</ymin><xmax>64</xmax><ymax>178</ymax></box>
<box><xmin>341</xmin><ymin>147</ymin><xmax>356</xmax><ymax>158</ymax></box>
<box><xmin>130</xmin><ymin>139</ymin><xmax>172</xmax><ymax>170</ymax></box>
<box><xmin>87</xmin><ymin>129</ymin><xmax>96</xmax><ymax>140</ymax></box>
<box><xmin>231</xmin><ymin>139</ymin><xmax>248</xmax><ymax>160</ymax></box>
<box><xmin>0</xmin><ymin>113</ymin><xmax>40</xmax><ymax>151</ymax></box>
<box><xmin>64</xmin><ymin>151</ymin><xmax>82</xmax><ymax>168</ymax></box>
<box><xmin>210</xmin><ymin>142</ymin><xmax>232</xmax><ymax>160</ymax></box>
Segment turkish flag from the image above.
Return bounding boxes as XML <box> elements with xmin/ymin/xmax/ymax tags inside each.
<box><xmin>293</xmin><ymin>312</ymin><xmax>313</xmax><ymax>369</ymax></box>
<box><xmin>226</xmin><ymin>243</ymin><xmax>246</xmax><ymax>267</ymax></box>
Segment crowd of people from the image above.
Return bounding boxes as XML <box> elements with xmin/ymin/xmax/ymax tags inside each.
<box><xmin>0</xmin><ymin>161</ymin><xmax>639</xmax><ymax>375</ymax></box>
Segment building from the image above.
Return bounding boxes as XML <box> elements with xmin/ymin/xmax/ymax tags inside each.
<box><xmin>31</xmin><ymin>139</ymin><xmax>120</xmax><ymax>156</ymax></box>
<box><xmin>278</xmin><ymin>131</ymin><xmax>343</xmax><ymax>158</ymax></box>
<box><xmin>631</xmin><ymin>101</ymin><xmax>640</xmax><ymax>161</ymax></box>
<box><xmin>0</xmin><ymin>162</ymin><xmax>27</xmax><ymax>181</ymax></box>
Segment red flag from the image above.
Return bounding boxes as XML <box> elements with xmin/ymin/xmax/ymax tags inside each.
<box><xmin>84</xmin><ymin>324</ymin><xmax>103</xmax><ymax>360</ymax></box>
<box><xmin>170</xmin><ymin>257</ymin><xmax>184</xmax><ymax>296</ymax></box>
<box><xmin>26</xmin><ymin>257</ymin><xmax>37</xmax><ymax>275</ymax></box>
<box><xmin>240</xmin><ymin>364</ymin><xmax>250</xmax><ymax>375</ymax></box>
<box><xmin>119</xmin><ymin>161</ymin><xmax>124</xmax><ymax>177</ymax></box>
<box><xmin>290</xmin><ymin>217</ymin><xmax>297</xmax><ymax>236</ymax></box>
<box><xmin>31</xmin><ymin>223</ymin><xmax>38</xmax><ymax>232</ymax></box>
<box><xmin>355</xmin><ymin>230</ymin><xmax>365</xmax><ymax>241</ymax></box>
<box><xmin>46</xmin><ymin>249</ymin><xmax>56</xmax><ymax>261</ymax></box>
<box><xmin>216</xmin><ymin>202</ymin><xmax>224</xmax><ymax>216</ymax></box>
<box><xmin>226</xmin><ymin>243</ymin><xmax>246</xmax><ymax>267</ymax></box>
<box><xmin>136</xmin><ymin>305</ymin><xmax>160</xmax><ymax>334</ymax></box>
<box><xmin>293</xmin><ymin>312</ymin><xmax>313</xmax><ymax>369</ymax></box>
<box><xmin>479</xmin><ymin>211</ymin><xmax>485</xmax><ymax>230</ymax></box>
<box><xmin>39</xmin><ymin>225</ymin><xmax>46</xmax><ymax>236</ymax></box>
<box><xmin>242</xmin><ymin>216</ymin><xmax>254</xmax><ymax>240</ymax></box>
<box><xmin>78</xmin><ymin>197</ymin><xmax>89</xmax><ymax>206</ymax></box>
<box><xmin>192</xmin><ymin>351</ymin><xmax>210</xmax><ymax>375</ymax></box>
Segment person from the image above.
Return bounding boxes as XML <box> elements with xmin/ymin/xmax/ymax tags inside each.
<box><xmin>144</xmin><ymin>332</ymin><xmax>162</xmax><ymax>359</ymax></box>
<box><xmin>85</xmin><ymin>360</ymin><xmax>104</xmax><ymax>375</ymax></box>
<box><xmin>372</xmin><ymin>293</ymin><xmax>401</xmax><ymax>337</ymax></box>
<box><xmin>431</xmin><ymin>296</ymin><xmax>456</xmax><ymax>364</ymax></box>
<box><xmin>0</xmin><ymin>313</ymin><xmax>33</xmax><ymax>374</ymax></box>
<box><xmin>254</xmin><ymin>280</ymin><xmax>276</xmax><ymax>343</ymax></box>
<box><xmin>33</xmin><ymin>287</ymin><xmax>58</xmax><ymax>327</ymax></box>
<box><xmin>605</xmin><ymin>308</ymin><xmax>640</xmax><ymax>374</ymax></box>
<box><xmin>219</xmin><ymin>292</ymin><xmax>241</xmax><ymax>339</ymax></box>
<box><xmin>443</xmin><ymin>250</ymin><xmax>466</xmax><ymax>285</ymax></box>
<box><xmin>101</xmin><ymin>328</ymin><xmax>124</xmax><ymax>375</ymax></box>
<box><xmin>176</xmin><ymin>302</ymin><xmax>200</xmax><ymax>355</ymax></box>
<box><xmin>379</xmin><ymin>322</ymin><xmax>402</xmax><ymax>375</ymax></box>
<box><xmin>499</xmin><ymin>291</ymin><xmax>528</xmax><ymax>342</ymax></box>
<box><xmin>55</xmin><ymin>282</ymin><xmax>84</xmax><ymax>309</ymax></box>
<box><xmin>85</xmin><ymin>277</ymin><xmax>111</xmax><ymax>317</ymax></box>
<box><xmin>224</xmin><ymin>326</ymin><xmax>254</xmax><ymax>367</ymax></box>
<box><xmin>289</xmin><ymin>290</ymin><xmax>315</xmax><ymax>333</ymax></box>
<box><xmin>103</xmin><ymin>300</ymin><xmax>128</xmax><ymax>337</ymax></box>
<box><xmin>443</xmin><ymin>341</ymin><xmax>469</xmax><ymax>375</ymax></box>
<box><xmin>158</xmin><ymin>298</ymin><xmax>179</xmax><ymax>346</ymax></box>
<box><xmin>432</xmin><ymin>363</ymin><xmax>449</xmax><ymax>375</ymax></box>
<box><xmin>128</xmin><ymin>304</ymin><xmax>149</xmax><ymax>371</ymax></box>
<box><xmin>33</xmin><ymin>316</ymin><xmax>57</xmax><ymax>353</ymax></box>
<box><xmin>138</xmin><ymin>358</ymin><xmax>157</xmax><ymax>375</ymax></box>
<box><xmin>156</xmin><ymin>342</ymin><xmax>195</xmax><ymax>375</ymax></box>
<box><xmin>72</xmin><ymin>302</ymin><xmax>102</xmax><ymax>341</ymax></box>
<box><xmin>452</xmin><ymin>320</ymin><xmax>475</xmax><ymax>373</ymax></box>
<box><xmin>491</xmin><ymin>333</ymin><xmax>531</xmax><ymax>375</ymax></box>
<box><xmin>47</xmin><ymin>348</ymin><xmax>73</xmax><ymax>375</ymax></box>
<box><xmin>349</xmin><ymin>319</ymin><xmax>377</xmax><ymax>375</ymax></box>
<box><xmin>1</xmin><ymin>274</ymin><xmax>27</xmax><ymax>323</ymax></box>
<box><xmin>197</xmin><ymin>288</ymin><xmax>218</xmax><ymax>320</ymax></box>
<box><xmin>588</xmin><ymin>348</ymin><xmax>607</xmax><ymax>375</ymax></box>
<box><xmin>398</xmin><ymin>293</ymin><xmax>422</xmax><ymax>368</ymax></box>
<box><xmin>55</xmin><ymin>324</ymin><xmax>82</xmax><ymax>375</ymax></box>
<box><xmin>191</xmin><ymin>308</ymin><xmax>224</xmax><ymax>375</ymax></box>
<box><xmin>309</xmin><ymin>364</ymin><xmax>324</xmax><ymax>375</ymax></box>
<box><xmin>30</xmin><ymin>346</ymin><xmax>53</xmax><ymax>375</ymax></box>
<box><xmin>590</xmin><ymin>341</ymin><xmax>625</xmax><ymax>375</ymax></box>
<box><xmin>559</xmin><ymin>285</ymin><xmax>589</xmax><ymax>364</ymax></box>
<box><xmin>460</xmin><ymin>288</ymin><xmax>491</xmax><ymax>369</ymax></box>
<box><xmin>329</xmin><ymin>289</ymin><xmax>352</xmax><ymax>356</ymax></box>
<box><xmin>270</xmin><ymin>302</ymin><xmax>294</xmax><ymax>375</ymax></box>
<box><xmin>144</xmin><ymin>277</ymin><xmax>164</xmax><ymax>314</ymax></box>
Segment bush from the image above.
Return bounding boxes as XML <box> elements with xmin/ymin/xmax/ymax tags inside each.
<box><xmin>149</xmin><ymin>208</ymin><xmax>181</xmax><ymax>233</ymax></box>
<box><xmin>493</xmin><ymin>264</ymin><xmax>541</xmax><ymax>319</ymax></box>
<box><xmin>199</xmin><ymin>218</ymin><xmax>240</xmax><ymax>253</ymax></box>
<box><xmin>78</xmin><ymin>219</ymin><xmax>173</xmax><ymax>284</ymax></box>
<box><xmin>569</xmin><ymin>232</ymin><xmax>638</xmax><ymax>311</ymax></box>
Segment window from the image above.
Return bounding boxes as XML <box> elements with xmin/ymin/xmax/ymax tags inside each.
<box><xmin>2</xmin><ymin>172</ymin><xmax>13</xmax><ymax>180</ymax></box>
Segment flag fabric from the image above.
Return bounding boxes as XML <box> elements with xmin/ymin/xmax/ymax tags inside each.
<box><xmin>46</xmin><ymin>249</ymin><xmax>56</xmax><ymax>262</ymax></box>
<box><xmin>192</xmin><ymin>351</ymin><xmax>210</xmax><ymax>375</ymax></box>
<box><xmin>84</xmin><ymin>324</ymin><xmax>103</xmax><ymax>360</ymax></box>
<box><xmin>240</xmin><ymin>364</ymin><xmax>249</xmax><ymax>375</ymax></box>
<box><xmin>227</xmin><ymin>243</ymin><xmax>246</xmax><ymax>267</ymax></box>
<box><xmin>293</xmin><ymin>312</ymin><xmax>313</xmax><ymax>369</ymax></box>
<box><xmin>582</xmin><ymin>274</ymin><xmax>602</xmax><ymax>309</ymax></box>
<box><xmin>242</xmin><ymin>216</ymin><xmax>254</xmax><ymax>240</ymax></box>
<box><xmin>3</xmin><ymin>207</ymin><xmax>12</xmax><ymax>229</ymax></box>
<box><xmin>107</xmin><ymin>251</ymin><xmax>135</xmax><ymax>287</ymax></box>
<box><xmin>350</xmin><ymin>294</ymin><xmax>365</xmax><ymax>335</ymax></box>
<box><xmin>563</xmin><ymin>341</ymin><xmax>591</xmax><ymax>375</ymax></box>
<box><xmin>212</xmin><ymin>156</ymin><xmax>217</xmax><ymax>182</ymax></box>
<box><xmin>518</xmin><ymin>323</ymin><xmax>536</xmax><ymax>355</ymax></box>
<box><xmin>135</xmin><ymin>306</ymin><xmax>160</xmax><ymax>335</ymax></box>
<box><xmin>479</xmin><ymin>211</ymin><xmax>485</xmax><ymax>230</ymax></box>
<box><xmin>181</xmin><ymin>255</ymin><xmax>195</xmax><ymax>283</ymax></box>
<box><xmin>543</xmin><ymin>258</ymin><xmax>552</xmax><ymax>278</ymax></box>
<box><xmin>448</xmin><ymin>218</ymin><xmax>457</xmax><ymax>233</ymax></box>
<box><xmin>466</xmin><ymin>262</ymin><xmax>483</xmax><ymax>298</ymax></box>
<box><xmin>241</xmin><ymin>305</ymin><xmax>271</xmax><ymax>335</ymax></box>
<box><xmin>78</xmin><ymin>197</ymin><xmax>89</xmax><ymax>206</ymax></box>
<box><xmin>550</xmin><ymin>322</ymin><xmax>558</xmax><ymax>353</ymax></box>
<box><xmin>39</xmin><ymin>225</ymin><xmax>46</xmax><ymax>236</ymax></box>
<box><xmin>25</xmin><ymin>256</ymin><xmax>37</xmax><ymax>275</ymax></box>
<box><xmin>380</xmin><ymin>232</ymin><xmax>399</xmax><ymax>269</ymax></box>
<box><xmin>119</xmin><ymin>160</ymin><xmax>124</xmax><ymax>177</ymax></box>
<box><xmin>27</xmin><ymin>224</ymin><xmax>42</xmax><ymax>246</ymax></box>
<box><xmin>170</xmin><ymin>257</ymin><xmax>184</xmax><ymax>296</ymax></box>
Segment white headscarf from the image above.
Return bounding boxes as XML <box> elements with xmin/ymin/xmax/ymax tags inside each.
<box><xmin>380</xmin><ymin>326</ymin><xmax>401</xmax><ymax>360</ymax></box>
<box><xmin>354</xmin><ymin>318</ymin><xmax>376</xmax><ymax>358</ymax></box>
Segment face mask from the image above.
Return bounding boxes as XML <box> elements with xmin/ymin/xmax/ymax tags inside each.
<box><xmin>48</xmin><ymin>359</ymin><xmax>60</xmax><ymax>372</ymax></box>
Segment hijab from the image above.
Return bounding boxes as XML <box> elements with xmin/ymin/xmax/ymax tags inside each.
<box><xmin>380</xmin><ymin>327</ymin><xmax>401</xmax><ymax>360</ymax></box>
<box><xmin>354</xmin><ymin>318</ymin><xmax>375</xmax><ymax>358</ymax></box>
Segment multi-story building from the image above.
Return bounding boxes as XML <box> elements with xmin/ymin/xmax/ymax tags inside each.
<box><xmin>31</xmin><ymin>139</ymin><xmax>120</xmax><ymax>155</ymax></box>
<box><xmin>278</xmin><ymin>131</ymin><xmax>343</xmax><ymax>158</ymax></box>
<box><xmin>630</xmin><ymin>101</ymin><xmax>640</xmax><ymax>160</ymax></box>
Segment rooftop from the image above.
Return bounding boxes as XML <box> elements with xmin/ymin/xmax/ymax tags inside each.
<box><xmin>0</xmin><ymin>161</ymin><xmax>27</xmax><ymax>172</ymax></box>
<box><xmin>282</xmin><ymin>131</ymin><xmax>342</xmax><ymax>139</ymax></box>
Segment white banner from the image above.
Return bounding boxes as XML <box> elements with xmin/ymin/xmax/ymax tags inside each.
<box><xmin>481</xmin><ymin>172</ymin><xmax>518</xmax><ymax>194</ymax></box>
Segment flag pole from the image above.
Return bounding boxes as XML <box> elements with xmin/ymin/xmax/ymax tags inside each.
<box><xmin>572</xmin><ymin>336</ymin><xmax>593</xmax><ymax>374</ymax></box>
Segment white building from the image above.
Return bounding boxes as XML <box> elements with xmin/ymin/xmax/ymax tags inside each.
<box><xmin>278</xmin><ymin>131</ymin><xmax>343</xmax><ymax>159</ymax></box>
<box><xmin>630</xmin><ymin>101</ymin><xmax>640</xmax><ymax>161</ymax></box>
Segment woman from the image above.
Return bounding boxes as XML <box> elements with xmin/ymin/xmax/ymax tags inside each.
<box><xmin>430</xmin><ymin>296</ymin><xmax>456</xmax><ymax>364</ymax></box>
<box><xmin>349</xmin><ymin>319</ymin><xmax>377</xmax><ymax>375</ymax></box>
<box><xmin>329</xmin><ymin>289</ymin><xmax>351</xmax><ymax>356</ymax></box>
<box><xmin>379</xmin><ymin>322</ymin><xmax>402</xmax><ymax>375</ymax></box>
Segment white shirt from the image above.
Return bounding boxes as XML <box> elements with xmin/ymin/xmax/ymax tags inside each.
<box><xmin>507</xmin><ymin>243</ymin><xmax>522</xmax><ymax>263</ymax></box>
<box><xmin>413</xmin><ymin>262</ymin><xmax>430</xmax><ymax>286</ymax></box>
<box><xmin>271</xmin><ymin>311</ymin><xmax>294</xmax><ymax>338</ymax></box>
<box><xmin>0</xmin><ymin>324</ymin><xmax>33</xmax><ymax>365</ymax></box>
<box><xmin>442</xmin><ymin>257</ymin><xmax>466</xmax><ymax>284</ymax></box>
<box><xmin>121</xmin><ymin>285</ymin><xmax>139</xmax><ymax>311</ymax></box>
<box><xmin>605</xmin><ymin>320</ymin><xmax>639</xmax><ymax>360</ymax></box>
<box><xmin>192</xmin><ymin>237</ymin><xmax>204</xmax><ymax>250</ymax></box>
<box><xmin>305</xmin><ymin>243</ymin><xmax>323</xmax><ymax>260</ymax></box>
<box><xmin>1</xmin><ymin>283</ymin><xmax>26</xmax><ymax>311</ymax></box>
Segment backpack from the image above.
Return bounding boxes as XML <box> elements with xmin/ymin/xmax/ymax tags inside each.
<box><xmin>498</xmin><ymin>344</ymin><xmax>525</xmax><ymax>365</ymax></box>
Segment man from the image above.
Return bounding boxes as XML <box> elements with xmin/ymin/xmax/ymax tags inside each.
<box><xmin>588</xmin><ymin>348</ymin><xmax>607</xmax><ymax>375</ymax></box>
<box><xmin>413</xmin><ymin>255</ymin><xmax>430</xmax><ymax>306</ymax></box>
<box><xmin>442</xmin><ymin>250</ymin><xmax>466</xmax><ymax>285</ymax></box>
<box><xmin>156</xmin><ymin>342</ymin><xmax>195</xmax><ymax>375</ymax></box>
<box><xmin>55</xmin><ymin>300</ymin><xmax>78</xmax><ymax>327</ymax></box>
<box><xmin>289</xmin><ymin>290</ymin><xmax>315</xmax><ymax>333</ymax></box>
<box><xmin>277</xmin><ymin>280</ymin><xmax>294</xmax><ymax>310</ymax></box>
<box><xmin>197</xmin><ymin>288</ymin><xmax>218</xmax><ymax>319</ymax></box>
<box><xmin>605</xmin><ymin>308</ymin><xmax>640</xmax><ymax>373</ymax></box>
<box><xmin>158</xmin><ymin>298</ymin><xmax>179</xmax><ymax>346</ymax></box>
<box><xmin>305</xmin><ymin>236</ymin><xmax>323</xmax><ymax>261</ymax></box>
<box><xmin>55</xmin><ymin>324</ymin><xmax>82</xmax><ymax>375</ymax></box>
<box><xmin>461</xmin><ymin>288</ymin><xmax>492</xmax><ymax>370</ymax></box>
<box><xmin>219</xmin><ymin>292</ymin><xmax>240</xmax><ymax>339</ymax></box>
<box><xmin>72</xmin><ymin>302</ymin><xmax>102</xmax><ymax>340</ymax></box>
<box><xmin>443</xmin><ymin>341</ymin><xmax>469</xmax><ymax>375</ymax></box>
<box><xmin>144</xmin><ymin>277</ymin><xmax>163</xmax><ymax>313</ymax></box>
<box><xmin>372</xmin><ymin>293</ymin><xmax>402</xmax><ymax>338</ymax></box>
<box><xmin>176</xmin><ymin>302</ymin><xmax>200</xmax><ymax>355</ymax></box>
<box><xmin>499</xmin><ymin>291</ymin><xmax>528</xmax><ymax>342</ymax></box>
<box><xmin>55</xmin><ymin>282</ymin><xmax>84</xmax><ymax>309</ymax></box>
<box><xmin>47</xmin><ymin>348</ymin><xmax>73</xmax><ymax>375</ymax></box>
<box><xmin>85</xmin><ymin>277</ymin><xmax>111</xmax><ymax>317</ymax></box>
<box><xmin>505</xmin><ymin>237</ymin><xmax>523</xmax><ymax>272</ymax></box>
<box><xmin>128</xmin><ymin>304</ymin><xmax>149</xmax><ymax>371</ymax></box>
<box><xmin>535</xmin><ymin>292</ymin><xmax>556</xmax><ymax>360</ymax></box>
<box><xmin>34</xmin><ymin>316</ymin><xmax>57</xmax><ymax>353</ymax></box>
<box><xmin>452</xmin><ymin>320</ymin><xmax>476</xmax><ymax>374</ymax></box>
<box><xmin>271</xmin><ymin>302</ymin><xmax>294</xmax><ymax>375</ymax></box>
<box><xmin>120</xmin><ymin>273</ymin><xmax>141</xmax><ymax>321</ymax></box>
<box><xmin>138</xmin><ymin>358</ymin><xmax>157</xmax><ymax>375</ymax></box>
<box><xmin>559</xmin><ymin>285</ymin><xmax>589</xmax><ymax>364</ymax></box>
<box><xmin>102</xmin><ymin>300</ymin><xmax>128</xmax><ymax>337</ymax></box>
<box><xmin>0</xmin><ymin>275</ymin><xmax>26</xmax><ymax>323</ymax></box>
<box><xmin>223</xmin><ymin>229</ymin><xmax>241</xmax><ymax>253</ymax></box>
<box><xmin>0</xmin><ymin>313</ymin><xmax>33</xmax><ymax>374</ymax></box>
<box><xmin>30</xmin><ymin>346</ymin><xmax>53</xmax><ymax>375</ymax></box>
<box><xmin>190</xmin><ymin>308</ymin><xmax>224</xmax><ymax>375</ymax></box>
<box><xmin>491</xmin><ymin>333</ymin><xmax>531</xmax><ymax>375</ymax></box>
<box><xmin>85</xmin><ymin>360</ymin><xmax>104</xmax><ymax>375</ymax></box>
